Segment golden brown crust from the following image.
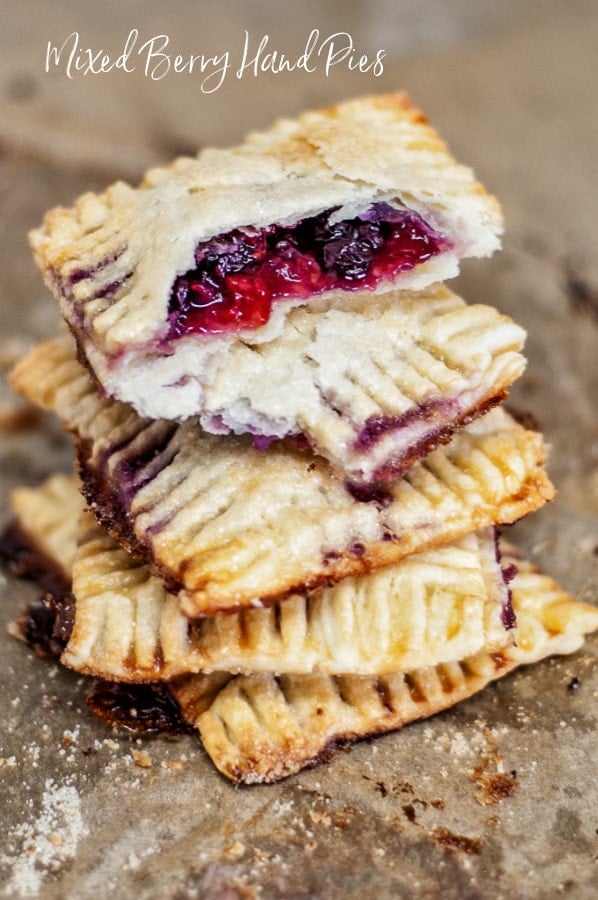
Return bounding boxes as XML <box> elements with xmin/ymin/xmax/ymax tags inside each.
<box><xmin>9</xmin><ymin>474</ymin><xmax>85</xmax><ymax>579</ymax></box>
<box><xmin>5</xmin><ymin>474</ymin><xmax>515</xmax><ymax>681</ymax></box>
<box><xmin>28</xmin><ymin>94</ymin><xmax>504</xmax><ymax>461</ymax></box>
<box><xmin>6</xmin><ymin>473</ymin><xmax>597</xmax><ymax>784</ymax></box>
<box><xmin>172</xmin><ymin>550</ymin><xmax>598</xmax><ymax>782</ymax></box>
<box><xmin>10</xmin><ymin>337</ymin><xmax>555</xmax><ymax>616</ymax></box>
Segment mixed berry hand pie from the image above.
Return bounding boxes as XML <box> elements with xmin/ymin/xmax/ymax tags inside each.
<box><xmin>5</xmin><ymin>91</ymin><xmax>594</xmax><ymax>786</ymax></box>
<box><xmin>180</xmin><ymin>552</ymin><xmax>598</xmax><ymax>783</ymax></box>
<box><xmin>5</xmin><ymin>485</ymin><xmax>598</xmax><ymax>784</ymax></box>
<box><xmin>10</xmin><ymin>337</ymin><xmax>554</xmax><ymax>616</ymax></box>
<box><xmin>29</xmin><ymin>95</ymin><xmax>503</xmax><ymax>469</ymax></box>
<box><xmin>18</xmin><ymin>284</ymin><xmax>528</xmax><ymax>484</ymax></box>
<box><xmin>7</xmin><ymin>474</ymin><xmax>516</xmax><ymax>681</ymax></box>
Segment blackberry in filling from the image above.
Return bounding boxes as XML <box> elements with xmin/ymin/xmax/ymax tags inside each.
<box><xmin>167</xmin><ymin>203</ymin><xmax>451</xmax><ymax>337</ymax></box>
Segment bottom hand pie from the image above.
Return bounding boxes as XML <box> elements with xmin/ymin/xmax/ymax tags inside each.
<box><xmin>3</xmin><ymin>473</ymin><xmax>597</xmax><ymax>784</ymax></box>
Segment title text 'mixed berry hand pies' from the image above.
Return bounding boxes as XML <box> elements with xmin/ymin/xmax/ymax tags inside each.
<box><xmin>10</xmin><ymin>337</ymin><xmax>554</xmax><ymax>617</ymax></box>
<box><xmin>7</xmin><ymin>474</ymin><xmax>516</xmax><ymax>681</ymax></box>
<box><xmin>29</xmin><ymin>95</ymin><xmax>503</xmax><ymax>466</ymax></box>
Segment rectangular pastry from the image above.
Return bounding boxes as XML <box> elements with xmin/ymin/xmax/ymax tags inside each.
<box><xmin>5</xmin><ymin>501</ymin><xmax>597</xmax><ymax>784</ymax></box>
<box><xmin>119</xmin><ymin>284</ymin><xmax>523</xmax><ymax>483</ymax></box>
<box><xmin>10</xmin><ymin>337</ymin><xmax>555</xmax><ymax>616</ymax></box>
<box><xmin>175</xmin><ymin>547</ymin><xmax>598</xmax><ymax>783</ymax></box>
<box><xmin>29</xmin><ymin>96</ymin><xmax>503</xmax><ymax>466</ymax></box>
<box><xmin>18</xmin><ymin>282</ymin><xmax>528</xmax><ymax>484</ymax></box>
<box><xmin>6</xmin><ymin>474</ymin><xmax>516</xmax><ymax>681</ymax></box>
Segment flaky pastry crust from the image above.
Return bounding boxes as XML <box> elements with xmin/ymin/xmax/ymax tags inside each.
<box><xmin>7</xmin><ymin>475</ymin><xmax>514</xmax><ymax>680</ymax></box>
<box><xmin>173</xmin><ymin>552</ymin><xmax>598</xmax><ymax>782</ymax></box>
<box><xmin>31</xmin><ymin>95</ymin><xmax>502</xmax><ymax>351</ymax></box>
<box><xmin>11</xmin><ymin>338</ymin><xmax>554</xmax><ymax>616</ymax></box>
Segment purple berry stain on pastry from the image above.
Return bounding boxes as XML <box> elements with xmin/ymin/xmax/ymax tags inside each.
<box><xmin>500</xmin><ymin>594</ymin><xmax>517</xmax><ymax>630</ymax></box>
<box><xmin>355</xmin><ymin>398</ymin><xmax>459</xmax><ymax>451</ymax></box>
<box><xmin>346</xmin><ymin>480</ymin><xmax>394</xmax><ymax>508</ymax></box>
<box><xmin>62</xmin><ymin>245</ymin><xmax>129</xmax><ymax>296</ymax></box>
<box><xmin>167</xmin><ymin>204</ymin><xmax>451</xmax><ymax>337</ymax></box>
<box><xmin>494</xmin><ymin>529</ymin><xmax>517</xmax><ymax>630</ymax></box>
<box><xmin>500</xmin><ymin>561</ymin><xmax>518</xmax><ymax>629</ymax></box>
<box><xmin>252</xmin><ymin>434</ymin><xmax>277</xmax><ymax>452</ymax></box>
<box><xmin>110</xmin><ymin>422</ymin><xmax>179</xmax><ymax>504</ymax></box>
<box><xmin>251</xmin><ymin>433</ymin><xmax>310</xmax><ymax>452</ymax></box>
<box><xmin>349</xmin><ymin>542</ymin><xmax>366</xmax><ymax>557</ymax></box>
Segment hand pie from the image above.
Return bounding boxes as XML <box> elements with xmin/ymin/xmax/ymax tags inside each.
<box><xmin>1</xmin><ymin>472</ymin><xmax>78</xmax><ymax>588</ymax></box>
<box><xmin>6</xmin><ymin>474</ymin><xmax>516</xmax><ymax>681</ymax></box>
<box><xmin>13</xmin><ymin>285</ymin><xmax>528</xmax><ymax>483</ymax></box>
<box><xmin>29</xmin><ymin>95</ymin><xmax>502</xmax><ymax>440</ymax></box>
<box><xmin>74</xmin><ymin>284</ymin><xmax>523</xmax><ymax>484</ymax></box>
<box><xmin>11</xmin><ymin>337</ymin><xmax>554</xmax><ymax>616</ymax></box>
<box><xmin>6</xmin><ymin>491</ymin><xmax>596</xmax><ymax>784</ymax></box>
<box><xmin>176</xmin><ymin>549</ymin><xmax>598</xmax><ymax>783</ymax></box>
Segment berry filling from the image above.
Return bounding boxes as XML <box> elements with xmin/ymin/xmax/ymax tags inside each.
<box><xmin>167</xmin><ymin>203</ymin><xmax>451</xmax><ymax>337</ymax></box>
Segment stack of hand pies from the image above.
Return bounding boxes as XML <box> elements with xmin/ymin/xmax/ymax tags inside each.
<box><xmin>5</xmin><ymin>95</ymin><xmax>598</xmax><ymax>783</ymax></box>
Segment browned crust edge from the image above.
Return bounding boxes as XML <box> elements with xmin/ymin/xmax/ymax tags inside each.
<box><xmin>368</xmin><ymin>390</ymin><xmax>508</xmax><ymax>483</ymax></box>
<box><xmin>76</xmin><ymin>437</ymin><xmax>555</xmax><ymax>617</ymax></box>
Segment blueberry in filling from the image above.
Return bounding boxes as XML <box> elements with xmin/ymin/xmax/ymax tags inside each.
<box><xmin>167</xmin><ymin>203</ymin><xmax>451</xmax><ymax>337</ymax></box>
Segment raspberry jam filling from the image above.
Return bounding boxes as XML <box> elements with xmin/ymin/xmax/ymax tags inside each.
<box><xmin>167</xmin><ymin>203</ymin><xmax>451</xmax><ymax>337</ymax></box>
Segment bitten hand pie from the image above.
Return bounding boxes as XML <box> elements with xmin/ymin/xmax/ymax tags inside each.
<box><xmin>10</xmin><ymin>337</ymin><xmax>554</xmax><ymax>616</ymax></box>
<box><xmin>29</xmin><ymin>95</ymin><xmax>502</xmax><ymax>439</ymax></box>
<box><xmin>6</xmin><ymin>474</ymin><xmax>515</xmax><ymax>681</ymax></box>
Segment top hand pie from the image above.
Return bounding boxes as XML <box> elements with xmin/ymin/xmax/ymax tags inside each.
<box><xmin>30</xmin><ymin>94</ymin><xmax>502</xmax><ymax>479</ymax></box>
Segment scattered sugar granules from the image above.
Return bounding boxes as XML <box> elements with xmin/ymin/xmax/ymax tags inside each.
<box><xmin>1</xmin><ymin>777</ymin><xmax>88</xmax><ymax>897</ymax></box>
